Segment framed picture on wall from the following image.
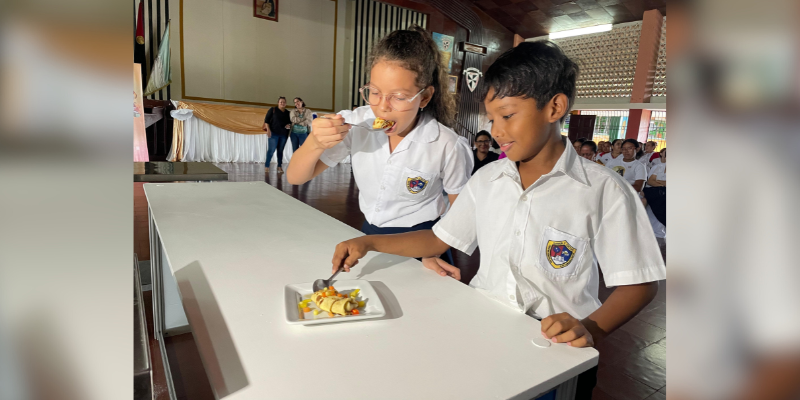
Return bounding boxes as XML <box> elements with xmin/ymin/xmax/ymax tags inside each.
<box><xmin>254</xmin><ymin>0</ymin><xmax>278</xmax><ymax>22</ymax></box>
<box><xmin>448</xmin><ymin>75</ymin><xmax>458</xmax><ymax>94</ymax></box>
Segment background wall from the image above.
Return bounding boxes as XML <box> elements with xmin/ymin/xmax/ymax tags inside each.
<box><xmin>165</xmin><ymin>0</ymin><xmax>514</xmax><ymax>116</ymax></box>
<box><xmin>170</xmin><ymin>0</ymin><xmax>347</xmax><ymax>112</ymax></box>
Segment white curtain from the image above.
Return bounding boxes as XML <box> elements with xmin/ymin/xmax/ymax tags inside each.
<box><xmin>168</xmin><ymin>108</ymin><xmax>349</xmax><ymax>164</ymax></box>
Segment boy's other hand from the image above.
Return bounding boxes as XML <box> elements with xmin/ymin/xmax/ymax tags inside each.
<box><xmin>541</xmin><ymin>313</ymin><xmax>595</xmax><ymax>348</ymax></box>
<box><xmin>421</xmin><ymin>257</ymin><xmax>460</xmax><ymax>280</ymax></box>
<box><xmin>331</xmin><ymin>237</ymin><xmax>372</xmax><ymax>274</ymax></box>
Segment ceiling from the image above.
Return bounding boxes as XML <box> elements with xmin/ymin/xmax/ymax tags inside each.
<box><xmin>468</xmin><ymin>0</ymin><xmax>667</xmax><ymax>39</ymax></box>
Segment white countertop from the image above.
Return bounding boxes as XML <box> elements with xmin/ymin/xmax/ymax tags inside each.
<box><xmin>144</xmin><ymin>182</ymin><xmax>597</xmax><ymax>400</ymax></box>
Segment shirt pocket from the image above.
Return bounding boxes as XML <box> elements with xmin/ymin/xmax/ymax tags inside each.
<box><xmin>536</xmin><ymin>226</ymin><xmax>589</xmax><ymax>280</ymax></box>
<box><xmin>396</xmin><ymin>167</ymin><xmax>438</xmax><ymax>200</ymax></box>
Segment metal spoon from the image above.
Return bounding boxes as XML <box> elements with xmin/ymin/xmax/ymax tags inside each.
<box><xmin>349</xmin><ymin>118</ymin><xmax>388</xmax><ymax>131</ymax></box>
<box><xmin>312</xmin><ymin>268</ymin><xmax>342</xmax><ymax>293</ymax></box>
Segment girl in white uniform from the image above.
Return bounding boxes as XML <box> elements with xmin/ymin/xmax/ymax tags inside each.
<box><xmin>287</xmin><ymin>26</ymin><xmax>473</xmax><ymax>266</ymax></box>
<box><xmin>598</xmin><ymin>138</ymin><xmax>623</xmax><ymax>165</ymax></box>
<box><xmin>605</xmin><ymin>138</ymin><xmax>647</xmax><ymax>192</ymax></box>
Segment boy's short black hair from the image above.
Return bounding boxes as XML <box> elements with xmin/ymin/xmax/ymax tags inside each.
<box><xmin>481</xmin><ymin>41</ymin><xmax>579</xmax><ymax>122</ymax></box>
<box><xmin>582</xmin><ymin>140</ymin><xmax>597</xmax><ymax>153</ymax></box>
<box><xmin>574</xmin><ymin>138</ymin><xmax>586</xmax><ymax>145</ymax></box>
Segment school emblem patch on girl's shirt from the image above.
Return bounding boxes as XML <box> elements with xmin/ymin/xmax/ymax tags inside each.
<box><xmin>546</xmin><ymin>240</ymin><xmax>577</xmax><ymax>269</ymax></box>
<box><xmin>406</xmin><ymin>177</ymin><xmax>428</xmax><ymax>194</ymax></box>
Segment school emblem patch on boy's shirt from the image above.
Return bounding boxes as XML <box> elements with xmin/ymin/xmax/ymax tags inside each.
<box><xmin>612</xmin><ymin>166</ymin><xmax>625</xmax><ymax>177</ymax></box>
<box><xmin>406</xmin><ymin>177</ymin><xmax>428</xmax><ymax>194</ymax></box>
<box><xmin>546</xmin><ymin>240</ymin><xmax>577</xmax><ymax>269</ymax></box>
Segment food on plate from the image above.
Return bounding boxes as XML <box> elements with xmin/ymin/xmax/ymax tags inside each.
<box><xmin>296</xmin><ymin>286</ymin><xmax>366</xmax><ymax>319</ymax></box>
<box><xmin>373</xmin><ymin>118</ymin><xmax>395</xmax><ymax>130</ymax></box>
<box><xmin>311</xmin><ymin>287</ymin><xmax>358</xmax><ymax>316</ymax></box>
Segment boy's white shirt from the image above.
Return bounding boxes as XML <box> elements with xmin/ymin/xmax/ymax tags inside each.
<box><xmin>432</xmin><ymin>138</ymin><xmax>666</xmax><ymax>320</ymax></box>
<box><xmin>320</xmin><ymin>106</ymin><xmax>473</xmax><ymax>228</ymax></box>
<box><xmin>605</xmin><ymin>157</ymin><xmax>647</xmax><ymax>188</ymax></box>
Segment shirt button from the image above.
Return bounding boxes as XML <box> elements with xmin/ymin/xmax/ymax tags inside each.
<box><xmin>509</xmin><ymin>295</ymin><xmax>516</xmax><ymax>301</ymax></box>
<box><xmin>521</xmin><ymin>196</ymin><xmax>528</xmax><ymax>201</ymax></box>
<box><xmin>381</xmin><ymin>185</ymin><xmax>385</xmax><ymax>190</ymax></box>
<box><xmin>515</xmin><ymin>230</ymin><xmax>521</xmax><ymax>236</ymax></box>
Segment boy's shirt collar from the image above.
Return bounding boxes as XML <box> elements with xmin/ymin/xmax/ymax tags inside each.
<box><xmin>489</xmin><ymin>136</ymin><xmax>590</xmax><ymax>186</ymax></box>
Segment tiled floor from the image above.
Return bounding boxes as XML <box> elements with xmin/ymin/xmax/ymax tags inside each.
<box><xmin>134</xmin><ymin>162</ymin><xmax>666</xmax><ymax>400</ymax></box>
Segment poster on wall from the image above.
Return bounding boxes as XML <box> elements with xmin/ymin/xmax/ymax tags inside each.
<box><xmin>133</xmin><ymin>64</ymin><xmax>149</xmax><ymax>162</ymax></box>
<box><xmin>254</xmin><ymin>0</ymin><xmax>278</xmax><ymax>22</ymax></box>
<box><xmin>432</xmin><ymin>32</ymin><xmax>454</xmax><ymax>73</ymax></box>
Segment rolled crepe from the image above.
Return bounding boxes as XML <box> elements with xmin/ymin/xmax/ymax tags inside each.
<box><xmin>319</xmin><ymin>297</ymin><xmax>339</xmax><ymax>313</ymax></box>
<box><xmin>311</xmin><ymin>291</ymin><xmax>325</xmax><ymax>304</ymax></box>
<box><xmin>311</xmin><ymin>290</ymin><xmax>359</xmax><ymax>316</ymax></box>
<box><xmin>331</xmin><ymin>298</ymin><xmax>357</xmax><ymax>315</ymax></box>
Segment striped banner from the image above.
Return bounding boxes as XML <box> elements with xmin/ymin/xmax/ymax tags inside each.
<box><xmin>136</xmin><ymin>0</ymin><xmax>171</xmax><ymax>100</ymax></box>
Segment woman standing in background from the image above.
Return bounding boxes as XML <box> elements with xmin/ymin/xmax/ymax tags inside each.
<box><xmin>263</xmin><ymin>96</ymin><xmax>291</xmax><ymax>173</ymax></box>
<box><xmin>290</xmin><ymin>97</ymin><xmax>313</xmax><ymax>151</ymax></box>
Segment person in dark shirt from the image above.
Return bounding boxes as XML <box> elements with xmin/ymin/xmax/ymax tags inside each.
<box><xmin>472</xmin><ymin>130</ymin><xmax>499</xmax><ymax>175</ymax></box>
<box><xmin>263</xmin><ymin>96</ymin><xmax>292</xmax><ymax>173</ymax></box>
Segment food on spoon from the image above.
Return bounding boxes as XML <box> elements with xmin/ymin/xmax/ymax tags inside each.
<box><xmin>373</xmin><ymin>118</ymin><xmax>395</xmax><ymax>130</ymax></box>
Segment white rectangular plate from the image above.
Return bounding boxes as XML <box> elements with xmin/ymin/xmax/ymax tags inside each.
<box><xmin>284</xmin><ymin>280</ymin><xmax>386</xmax><ymax>325</ymax></box>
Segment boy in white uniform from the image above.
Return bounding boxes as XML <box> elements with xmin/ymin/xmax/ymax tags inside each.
<box><xmin>330</xmin><ymin>42</ymin><xmax>666</xmax><ymax>399</ymax></box>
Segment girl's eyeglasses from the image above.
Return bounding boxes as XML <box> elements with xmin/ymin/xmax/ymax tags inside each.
<box><xmin>359</xmin><ymin>85</ymin><xmax>426</xmax><ymax>112</ymax></box>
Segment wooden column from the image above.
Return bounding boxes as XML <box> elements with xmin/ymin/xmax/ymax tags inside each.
<box><xmin>626</xmin><ymin>109</ymin><xmax>652</xmax><ymax>140</ymax></box>
<box><xmin>626</xmin><ymin>9</ymin><xmax>663</xmax><ymax>139</ymax></box>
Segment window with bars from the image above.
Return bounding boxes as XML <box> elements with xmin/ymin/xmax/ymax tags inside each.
<box><xmin>350</xmin><ymin>0</ymin><xmax>428</xmax><ymax>108</ymax></box>
<box><xmin>576</xmin><ymin>110</ymin><xmax>629</xmax><ymax>144</ymax></box>
<box><xmin>561</xmin><ymin>114</ymin><xmax>571</xmax><ymax>136</ymax></box>
<box><xmin>647</xmin><ymin>111</ymin><xmax>667</xmax><ymax>151</ymax></box>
